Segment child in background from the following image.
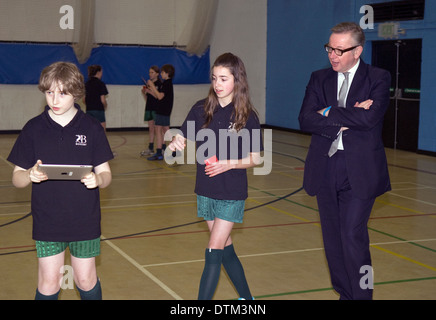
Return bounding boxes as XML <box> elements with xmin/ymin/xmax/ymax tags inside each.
<box><xmin>140</xmin><ymin>65</ymin><xmax>162</xmax><ymax>156</ymax></box>
<box><xmin>147</xmin><ymin>64</ymin><xmax>175</xmax><ymax>160</ymax></box>
<box><xmin>7</xmin><ymin>62</ymin><xmax>113</xmax><ymax>300</ymax></box>
<box><xmin>84</xmin><ymin>65</ymin><xmax>109</xmax><ymax>131</ymax></box>
<box><xmin>169</xmin><ymin>53</ymin><xmax>263</xmax><ymax>300</ymax></box>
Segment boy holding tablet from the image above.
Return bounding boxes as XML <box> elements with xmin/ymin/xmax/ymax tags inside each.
<box><xmin>8</xmin><ymin>62</ymin><xmax>113</xmax><ymax>300</ymax></box>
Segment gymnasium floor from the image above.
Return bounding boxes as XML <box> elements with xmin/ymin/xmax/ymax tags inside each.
<box><xmin>0</xmin><ymin>129</ymin><xmax>435</xmax><ymax>300</ymax></box>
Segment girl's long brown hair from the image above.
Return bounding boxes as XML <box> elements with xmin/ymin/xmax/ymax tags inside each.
<box><xmin>202</xmin><ymin>53</ymin><xmax>257</xmax><ymax>132</ymax></box>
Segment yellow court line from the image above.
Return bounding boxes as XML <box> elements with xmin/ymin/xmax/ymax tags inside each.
<box><xmin>371</xmin><ymin>245</ymin><xmax>436</xmax><ymax>272</ymax></box>
<box><xmin>246</xmin><ymin>197</ymin><xmax>321</xmax><ymax>227</ymax></box>
<box><xmin>247</xmin><ymin>197</ymin><xmax>436</xmax><ymax>273</ymax></box>
<box><xmin>0</xmin><ymin>155</ymin><xmax>14</xmax><ymax>168</ymax></box>
<box><xmin>150</xmin><ymin>160</ymin><xmax>436</xmax><ymax>275</ymax></box>
<box><xmin>276</xmin><ymin>171</ymin><xmax>302</xmax><ymax>180</ymax></box>
<box><xmin>376</xmin><ymin>198</ymin><xmax>436</xmax><ymax>219</ymax></box>
<box><xmin>153</xmin><ymin>161</ymin><xmax>196</xmax><ymax>180</ymax></box>
<box><xmin>101</xmin><ymin>202</ymin><xmax>195</xmax><ymax>214</ymax></box>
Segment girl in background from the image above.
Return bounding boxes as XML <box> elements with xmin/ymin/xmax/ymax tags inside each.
<box><xmin>84</xmin><ymin>65</ymin><xmax>109</xmax><ymax>131</ymax></box>
<box><xmin>140</xmin><ymin>65</ymin><xmax>162</xmax><ymax>156</ymax></box>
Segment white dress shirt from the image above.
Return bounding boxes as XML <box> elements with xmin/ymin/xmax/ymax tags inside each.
<box><xmin>337</xmin><ymin>59</ymin><xmax>360</xmax><ymax>150</ymax></box>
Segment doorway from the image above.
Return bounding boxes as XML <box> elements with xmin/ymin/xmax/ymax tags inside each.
<box><xmin>371</xmin><ymin>39</ymin><xmax>422</xmax><ymax>152</ymax></box>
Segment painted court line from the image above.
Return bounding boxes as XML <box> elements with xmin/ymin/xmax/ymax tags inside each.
<box><xmin>0</xmin><ymin>155</ymin><xmax>13</xmax><ymax>168</ymax></box>
<box><xmin>255</xmin><ymin>276</ymin><xmax>436</xmax><ymax>299</ymax></box>
<box><xmin>101</xmin><ymin>235</ymin><xmax>183</xmax><ymax>300</ymax></box>
<box><xmin>142</xmin><ymin>238</ymin><xmax>436</xmax><ymax>268</ymax></box>
<box><xmin>387</xmin><ymin>192</ymin><xmax>436</xmax><ymax>207</ymax></box>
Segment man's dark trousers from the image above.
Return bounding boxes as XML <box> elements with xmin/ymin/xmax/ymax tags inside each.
<box><xmin>316</xmin><ymin>150</ymin><xmax>374</xmax><ymax>300</ymax></box>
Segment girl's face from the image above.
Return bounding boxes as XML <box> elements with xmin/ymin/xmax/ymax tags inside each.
<box><xmin>45</xmin><ymin>82</ymin><xmax>76</xmax><ymax>116</ymax></box>
<box><xmin>149</xmin><ymin>68</ymin><xmax>159</xmax><ymax>81</ymax></box>
<box><xmin>212</xmin><ymin>66</ymin><xmax>235</xmax><ymax>106</ymax></box>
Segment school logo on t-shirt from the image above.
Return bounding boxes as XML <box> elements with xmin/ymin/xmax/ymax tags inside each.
<box><xmin>227</xmin><ymin>122</ymin><xmax>237</xmax><ymax>133</ymax></box>
<box><xmin>75</xmin><ymin>135</ymin><xmax>87</xmax><ymax>146</ymax></box>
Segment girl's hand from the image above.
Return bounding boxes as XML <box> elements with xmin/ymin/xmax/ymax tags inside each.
<box><xmin>205</xmin><ymin>160</ymin><xmax>234</xmax><ymax>177</ymax></box>
<box><xmin>205</xmin><ymin>153</ymin><xmax>260</xmax><ymax>177</ymax></box>
<box><xmin>142</xmin><ymin>85</ymin><xmax>150</xmax><ymax>94</ymax></box>
<box><xmin>146</xmin><ymin>79</ymin><xmax>156</xmax><ymax>90</ymax></box>
<box><xmin>168</xmin><ymin>134</ymin><xmax>186</xmax><ymax>151</ymax></box>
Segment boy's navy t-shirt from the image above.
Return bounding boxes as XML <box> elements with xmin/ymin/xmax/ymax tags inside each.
<box><xmin>7</xmin><ymin>104</ymin><xmax>114</xmax><ymax>242</ymax></box>
<box><xmin>179</xmin><ymin>99</ymin><xmax>263</xmax><ymax>200</ymax></box>
<box><xmin>156</xmin><ymin>79</ymin><xmax>174</xmax><ymax>116</ymax></box>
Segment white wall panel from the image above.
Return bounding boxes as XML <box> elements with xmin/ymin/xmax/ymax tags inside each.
<box><xmin>0</xmin><ymin>0</ymin><xmax>197</xmax><ymax>45</ymax></box>
<box><xmin>0</xmin><ymin>0</ymin><xmax>267</xmax><ymax>130</ymax></box>
<box><xmin>0</xmin><ymin>0</ymin><xmax>78</xmax><ymax>42</ymax></box>
<box><xmin>210</xmin><ymin>0</ymin><xmax>267</xmax><ymax>123</ymax></box>
<box><xmin>0</xmin><ymin>84</ymin><xmax>209</xmax><ymax>130</ymax></box>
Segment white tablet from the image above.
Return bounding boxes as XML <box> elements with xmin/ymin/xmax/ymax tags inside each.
<box><xmin>37</xmin><ymin>164</ymin><xmax>93</xmax><ymax>180</ymax></box>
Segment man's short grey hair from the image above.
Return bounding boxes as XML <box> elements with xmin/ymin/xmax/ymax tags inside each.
<box><xmin>331</xmin><ymin>22</ymin><xmax>365</xmax><ymax>47</ymax></box>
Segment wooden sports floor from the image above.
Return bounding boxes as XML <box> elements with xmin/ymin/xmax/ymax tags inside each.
<box><xmin>0</xmin><ymin>129</ymin><xmax>435</xmax><ymax>300</ymax></box>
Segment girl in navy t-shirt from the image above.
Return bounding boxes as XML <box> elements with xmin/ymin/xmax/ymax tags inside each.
<box><xmin>169</xmin><ymin>53</ymin><xmax>263</xmax><ymax>300</ymax></box>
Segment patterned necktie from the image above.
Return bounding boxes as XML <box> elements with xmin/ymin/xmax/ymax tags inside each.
<box><xmin>328</xmin><ymin>72</ymin><xmax>349</xmax><ymax>157</ymax></box>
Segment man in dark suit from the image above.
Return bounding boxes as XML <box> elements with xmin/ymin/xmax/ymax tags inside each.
<box><xmin>298</xmin><ymin>22</ymin><xmax>391</xmax><ymax>300</ymax></box>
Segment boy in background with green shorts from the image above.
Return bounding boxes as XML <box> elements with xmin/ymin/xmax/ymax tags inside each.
<box><xmin>8</xmin><ymin>62</ymin><xmax>113</xmax><ymax>300</ymax></box>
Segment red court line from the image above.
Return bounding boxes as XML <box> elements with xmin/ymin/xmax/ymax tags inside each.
<box><xmin>273</xmin><ymin>139</ymin><xmax>436</xmax><ymax>176</ymax></box>
<box><xmin>104</xmin><ymin>212</ymin><xmax>436</xmax><ymax>241</ymax></box>
<box><xmin>2</xmin><ymin>212</ymin><xmax>435</xmax><ymax>252</ymax></box>
<box><xmin>109</xmin><ymin>135</ymin><xmax>127</xmax><ymax>150</ymax></box>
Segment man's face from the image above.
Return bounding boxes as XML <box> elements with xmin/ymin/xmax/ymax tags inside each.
<box><xmin>327</xmin><ymin>32</ymin><xmax>362</xmax><ymax>73</ymax></box>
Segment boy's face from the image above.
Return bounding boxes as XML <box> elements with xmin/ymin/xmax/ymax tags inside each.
<box><xmin>161</xmin><ymin>71</ymin><xmax>169</xmax><ymax>80</ymax></box>
<box><xmin>45</xmin><ymin>83</ymin><xmax>75</xmax><ymax>116</ymax></box>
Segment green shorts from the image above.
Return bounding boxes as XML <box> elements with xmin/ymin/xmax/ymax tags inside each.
<box><xmin>197</xmin><ymin>195</ymin><xmax>245</xmax><ymax>224</ymax></box>
<box><xmin>144</xmin><ymin>110</ymin><xmax>156</xmax><ymax>121</ymax></box>
<box><xmin>35</xmin><ymin>238</ymin><xmax>101</xmax><ymax>258</ymax></box>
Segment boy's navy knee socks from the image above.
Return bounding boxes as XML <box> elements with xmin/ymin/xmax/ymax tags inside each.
<box><xmin>222</xmin><ymin>244</ymin><xmax>252</xmax><ymax>300</ymax></box>
<box><xmin>76</xmin><ymin>278</ymin><xmax>102</xmax><ymax>300</ymax></box>
<box><xmin>35</xmin><ymin>279</ymin><xmax>101</xmax><ymax>300</ymax></box>
<box><xmin>198</xmin><ymin>248</ymin><xmax>224</xmax><ymax>300</ymax></box>
<box><xmin>35</xmin><ymin>288</ymin><xmax>60</xmax><ymax>300</ymax></box>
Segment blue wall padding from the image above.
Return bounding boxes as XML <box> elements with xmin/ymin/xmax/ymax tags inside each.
<box><xmin>0</xmin><ymin>43</ymin><xmax>210</xmax><ymax>85</ymax></box>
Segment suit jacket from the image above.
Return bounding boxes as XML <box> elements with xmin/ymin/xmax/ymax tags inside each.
<box><xmin>299</xmin><ymin>60</ymin><xmax>391</xmax><ymax>199</ymax></box>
